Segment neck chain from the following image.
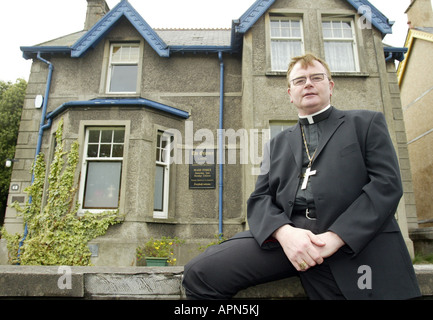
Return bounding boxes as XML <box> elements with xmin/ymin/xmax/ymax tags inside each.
<box><xmin>300</xmin><ymin>125</ymin><xmax>317</xmax><ymax>168</ymax></box>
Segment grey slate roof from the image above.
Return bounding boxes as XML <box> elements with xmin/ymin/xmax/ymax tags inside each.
<box><xmin>36</xmin><ymin>31</ymin><xmax>87</xmax><ymax>47</ymax></box>
<box><xmin>32</xmin><ymin>28</ymin><xmax>232</xmax><ymax>52</ymax></box>
<box><xmin>155</xmin><ymin>29</ymin><xmax>231</xmax><ymax>47</ymax></box>
<box><xmin>34</xmin><ymin>29</ymin><xmax>232</xmax><ymax>48</ymax></box>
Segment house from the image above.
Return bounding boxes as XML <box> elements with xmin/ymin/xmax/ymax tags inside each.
<box><xmin>1</xmin><ymin>0</ymin><xmax>417</xmax><ymax>266</ymax></box>
<box><xmin>398</xmin><ymin>0</ymin><xmax>433</xmax><ymax>230</ymax></box>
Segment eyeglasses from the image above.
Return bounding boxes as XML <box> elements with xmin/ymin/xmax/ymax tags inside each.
<box><xmin>290</xmin><ymin>73</ymin><xmax>329</xmax><ymax>87</ymax></box>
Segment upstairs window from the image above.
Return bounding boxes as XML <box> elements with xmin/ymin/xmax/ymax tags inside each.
<box><xmin>107</xmin><ymin>44</ymin><xmax>139</xmax><ymax>93</ymax></box>
<box><xmin>322</xmin><ymin>19</ymin><xmax>359</xmax><ymax>72</ymax></box>
<box><xmin>270</xmin><ymin>17</ymin><xmax>304</xmax><ymax>71</ymax></box>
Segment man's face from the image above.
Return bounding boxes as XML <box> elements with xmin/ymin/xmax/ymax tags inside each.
<box><xmin>287</xmin><ymin>60</ymin><xmax>334</xmax><ymax>116</ymax></box>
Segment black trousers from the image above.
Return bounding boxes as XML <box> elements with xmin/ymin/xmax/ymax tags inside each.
<box><xmin>182</xmin><ymin>213</ymin><xmax>345</xmax><ymax>300</ymax></box>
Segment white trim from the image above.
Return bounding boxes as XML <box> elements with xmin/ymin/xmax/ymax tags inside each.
<box><xmin>298</xmin><ymin>104</ymin><xmax>331</xmax><ymax>124</ymax></box>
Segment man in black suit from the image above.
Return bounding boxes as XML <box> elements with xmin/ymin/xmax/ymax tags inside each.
<box><xmin>182</xmin><ymin>53</ymin><xmax>421</xmax><ymax>299</ymax></box>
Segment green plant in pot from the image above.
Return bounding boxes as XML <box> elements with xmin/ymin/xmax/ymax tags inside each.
<box><xmin>136</xmin><ymin>236</ymin><xmax>184</xmax><ymax>266</ymax></box>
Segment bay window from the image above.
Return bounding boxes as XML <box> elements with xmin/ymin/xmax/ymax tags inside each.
<box><xmin>80</xmin><ymin>127</ymin><xmax>125</xmax><ymax>212</ymax></box>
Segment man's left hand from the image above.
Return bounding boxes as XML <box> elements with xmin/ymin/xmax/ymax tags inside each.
<box><xmin>315</xmin><ymin>231</ymin><xmax>345</xmax><ymax>258</ymax></box>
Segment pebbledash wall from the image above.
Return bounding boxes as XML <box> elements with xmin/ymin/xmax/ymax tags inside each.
<box><xmin>1</xmin><ymin>0</ymin><xmax>417</xmax><ymax>266</ymax></box>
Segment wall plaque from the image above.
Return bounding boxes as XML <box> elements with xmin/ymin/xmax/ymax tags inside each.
<box><xmin>189</xmin><ymin>149</ymin><xmax>216</xmax><ymax>189</ymax></box>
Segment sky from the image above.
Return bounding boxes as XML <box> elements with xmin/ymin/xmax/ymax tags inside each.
<box><xmin>0</xmin><ymin>0</ymin><xmax>414</xmax><ymax>83</ymax></box>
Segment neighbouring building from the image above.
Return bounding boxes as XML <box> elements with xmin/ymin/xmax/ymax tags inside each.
<box><xmin>398</xmin><ymin>0</ymin><xmax>433</xmax><ymax>229</ymax></box>
<box><xmin>1</xmin><ymin>0</ymin><xmax>418</xmax><ymax>266</ymax></box>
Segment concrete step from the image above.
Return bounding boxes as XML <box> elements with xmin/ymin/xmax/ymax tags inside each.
<box><xmin>0</xmin><ymin>265</ymin><xmax>432</xmax><ymax>299</ymax></box>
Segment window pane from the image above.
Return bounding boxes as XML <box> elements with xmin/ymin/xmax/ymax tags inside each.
<box><xmin>113</xmin><ymin>130</ymin><xmax>125</xmax><ymax>143</ymax></box>
<box><xmin>322</xmin><ymin>21</ymin><xmax>332</xmax><ymax>30</ymax></box>
<box><xmin>156</xmin><ymin>148</ymin><xmax>161</xmax><ymax>162</ymax></box>
<box><xmin>161</xmin><ymin>138</ymin><xmax>168</xmax><ymax>151</ymax></box>
<box><xmin>332</xmin><ymin>21</ymin><xmax>343</xmax><ymax>38</ymax></box>
<box><xmin>87</xmin><ymin>144</ymin><xmax>98</xmax><ymax>157</ymax></box>
<box><xmin>291</xmin><ymin>20</ymin><xmax>300</xmax><ymax>29</ymax></box>
<box><xmin>112</xmin><ymin>144</ymin><xmax>124</xmax><ymax>157</ymax></box>
<box><xmin>101</xmin><ymin>130</ymin><xmax>112</xmax><ymax>143</ymax></box>
<box><xmin>84</xmin><ymin>162</ymin><xmax>122</xmax><ymax>209</ymax></box>
<box><xmin>129</xmin><ymin>46</ymin><xmax>140</xmax><ymax>61</ymax></box>
<box><xmin>280</xmin><ymin>20</ymin><xmax>291</xmax><ymax>37</ymax></box>
<box><xmin>109</xmin><ymin>65</ymin><xmax>138</xmax><ymax>93</ymax></box>
<box><xmin>99</xmin><ymin>144</ymin><xmax>111</xmax><ymax>157</ymax></box>
<box><xmin>111</xmin><ymin>46</ymin><xmax>122</xmax><ymax>63</ymax></box>
<box><xmin>322</xmin><ymin>21</ymin><xmax>333</xmax><ymax>38</ymax></box>
<box><xmin>88</xmin><ymin>130</ymin><xmax>100</xmax><ymax>143</ymax></box>
<box><xmin>156</xmin><ymin>133</ymin><xmax>161</xmax><ymax>161</ymax></box>
<box><xmin>270</xmin><ymin>20</ymin><xmax>280</xmax><ymax>37</ymax></box>
<box><xmin>290</xmin><ymin>20</ymin><xmax>301</xmax><ymax>37</ymax></box>
<box><xmin>342</xmin><ymin>22</ymin><xmax>352</xmax><ymax>38</ymax></box>
<box><xmin>154</xmin><ymin>165</ymin><xmax>165</xmax><ymax>211</ymax></box>
<box><xmin>342</xmin><ymin>21</ymin><xmax>352</xmax><ymax>30</ymax></box>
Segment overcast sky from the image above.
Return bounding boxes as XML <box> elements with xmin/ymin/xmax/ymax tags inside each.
<box><xmin>0</xmin><ymin>0</ymin><xmax>414</xmax><ymax>82</ymax></box>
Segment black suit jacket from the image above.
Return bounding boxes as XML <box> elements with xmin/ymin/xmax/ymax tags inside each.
<box><xmin>245</xmin><ymin>107</ymin><xmax>421</xmax><ymax>299</ymax></box>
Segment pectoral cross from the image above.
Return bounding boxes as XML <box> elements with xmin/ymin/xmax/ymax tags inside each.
<box><xmin>301</xmin><ymin>167</ymin><xmax>316</xmax><ymax>190</ymax></box>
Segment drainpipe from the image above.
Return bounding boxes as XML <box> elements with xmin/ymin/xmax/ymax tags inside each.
<box><xmin>34</xmin><ymin>52</ymin><xmax>54</xmax><ymax>162</ymax></box>
<box><xmin>385</xmin><ymin>51</ymin><xmax>393</xmax><ymax>62</ymax></box>
<box><xmin>218</xmin><ymin>51</ymin><xmax>224</xmax><ymax>237</ymax></box>
<box><xmin>17</xmin><ymin>52</ymin><xmax>54</xmax><ymax>260</ymax></box>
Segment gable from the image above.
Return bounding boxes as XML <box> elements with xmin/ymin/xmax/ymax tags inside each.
<box><xmin>397</xmin><ymin>28</ymin><xmax>433</xmax><ymax>84</ymax></box>
<box><xmin>234</xmin><ymin>0</ymin><xmax>392</xmax><ymax>37</ymax></box>
<box><xmin>345</xmin><ymin>0</ymin><xmax>393</xmax><ymax>35</ymax></box>
<box><xmin>71</xmin><ymin>0</ymin><xmax>169</xmax><ymax>58</ymax></box>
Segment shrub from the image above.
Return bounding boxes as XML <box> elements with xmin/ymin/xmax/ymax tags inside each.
<box><xmin>1</xmin><ymin>119</ymin><xmax>122</xmax><ymax>265</ymax></box>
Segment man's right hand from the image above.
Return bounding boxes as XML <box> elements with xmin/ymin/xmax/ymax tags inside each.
<box><xmin>272</xmin><ymin>224</ymin><xmax>325</xmax><ymax>271</ymax></box>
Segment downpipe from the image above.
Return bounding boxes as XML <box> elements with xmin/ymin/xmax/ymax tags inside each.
<box><xmin>218</xmin><ymin>51</ymin><xmax>224</xmax><ymax>237</ymax></box>
<box><xmin>17</xmin><ymin>52</ymin><xmax>54</xmax><ymax>261</ymax></box>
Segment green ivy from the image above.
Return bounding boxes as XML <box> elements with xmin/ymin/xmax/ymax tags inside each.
<box><xmin>1</xmin><ymin>119</ymin><xmax>122</xmax><ymax>265</ymax></box>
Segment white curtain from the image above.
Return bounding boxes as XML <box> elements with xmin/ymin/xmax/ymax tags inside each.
<box><xmin>324</xmin><ymin>41</ymin><xmax>356</xmax><ymax>72</ymax></box>
<box><xmin>271</xmin><ymin>40</ymin><xmax>303</xmax><ymax>71</ymax></box>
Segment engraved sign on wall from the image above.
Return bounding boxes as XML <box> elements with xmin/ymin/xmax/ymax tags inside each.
<box><xmin>189</xmin><ymin>149</ymin><xmax>216</xmax><ymax>189</ymax></box>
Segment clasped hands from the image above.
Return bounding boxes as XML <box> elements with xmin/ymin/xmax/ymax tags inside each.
<box><xmin>272</xmin><ymin>224</ymin><xmax>344</xmax><ymax>272</ymax></box>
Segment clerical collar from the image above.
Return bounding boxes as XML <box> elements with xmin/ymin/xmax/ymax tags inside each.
<box><xmin>298</xmin><ymin>105</ymin><xmax>332</xmax><ymax>125</ymax></box>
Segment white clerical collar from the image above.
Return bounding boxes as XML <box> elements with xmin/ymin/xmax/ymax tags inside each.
<box><xmin>298</xmin><ymin>105</ymin><xmax>332</xmax><ymax>125</ymax></box>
